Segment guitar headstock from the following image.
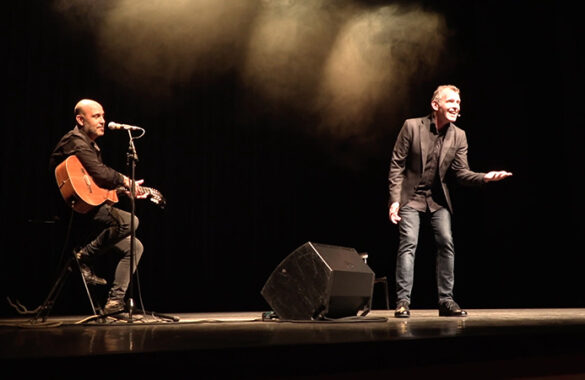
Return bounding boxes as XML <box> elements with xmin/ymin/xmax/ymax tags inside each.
<box><xmin>120</xmin><ymin>186</ymin><xmax>167</xmax><ymax>209</ymax></box>
<box><xmin>143</xmin><ymin>187</ymin><xmax>166</xmax><ymax>209</ymax></box>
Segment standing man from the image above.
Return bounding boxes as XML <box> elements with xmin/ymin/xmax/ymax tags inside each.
<box><xmin>49</xmin><ymin>99</ymin><xmax>146</xmax><ymax>314</ymax></box>
<box><xmin>388</xmin><ymin>85</ymin><xmax>511</xmax><ymax>318</ymax></box>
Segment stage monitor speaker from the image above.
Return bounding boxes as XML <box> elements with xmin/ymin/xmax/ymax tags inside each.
<box><xmin>261</xmin><ymin>242</ymin><xmax>375</xmax><ymax>320</ymax></box>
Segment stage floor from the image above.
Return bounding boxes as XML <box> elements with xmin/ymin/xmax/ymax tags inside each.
<box><xmin>2</xmin><ymin>308</ymin><xmax>585</xmax><ymax>379</ymax></box>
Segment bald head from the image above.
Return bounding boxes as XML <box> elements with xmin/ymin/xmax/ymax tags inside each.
<box><xmin>74</xmin><ymin>99</ymin><xmax>106</xmax><ymax>140</ymax></box>
<box><xmin>74</xmin><ymin>99</ymin><xmax>102</xmax><ymax>117</ymax></box>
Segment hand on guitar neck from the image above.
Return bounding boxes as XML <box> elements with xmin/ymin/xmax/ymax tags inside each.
<box><xmin>122</xmin><ymin>177</ymin><xmax>149</xmax><ymax>199</ymax></box>
<box><xmin>120</xmin><ymin>176</ymin><xmax>166</xmax><ymax>208</ymax></box>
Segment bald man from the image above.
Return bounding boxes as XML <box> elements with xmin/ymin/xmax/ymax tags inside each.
<box><xmin>49</xmin><ymin>99</ymin><xmax>145</xmax><ymax>315</ymax></box>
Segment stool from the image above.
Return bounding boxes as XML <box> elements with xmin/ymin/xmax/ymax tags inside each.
<box><xmin>35</xmin><ymin>208</ymin><xmax>101</xmax><ymax>321</ymax></box>
<box><xmin>359</xmin><ymin>252</ymin><xmax>390</xmax><ymax>310</ymax></box>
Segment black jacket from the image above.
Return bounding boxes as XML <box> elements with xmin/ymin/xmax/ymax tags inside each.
<box><xmin>388</xmin><ymin>115</ymin><xmax>485</xmax><ymax>214</ymax></box>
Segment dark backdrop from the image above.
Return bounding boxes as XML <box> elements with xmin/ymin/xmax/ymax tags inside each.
<box><xmin>2</xmin><ymin>0</ymin><xmax>584</xmax><ymax>316</ymax></box>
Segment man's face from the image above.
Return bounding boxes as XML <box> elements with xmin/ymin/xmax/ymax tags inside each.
<box><xmin>432</xmin><ymin>88</ymin><xmax>460</xmax><ymax>126</ymax></box>
<box><xmin>77</xmin><ymin>102</ymin><xmax>105</xmax><ymax>140</ymax></box>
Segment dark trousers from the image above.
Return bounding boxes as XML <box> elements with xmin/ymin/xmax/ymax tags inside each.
<box><xmin>395</xmin><ymin>205</ymin><xmax>455</xmax><ymax>305</ymax></box>
<box><xmin>82</xmin><ymin>204</ymin><xmax>143</xmax><ymax>301</ymax></box>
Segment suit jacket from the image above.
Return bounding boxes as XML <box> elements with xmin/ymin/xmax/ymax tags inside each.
<box><xmin>388</xmin><ymin>115</ymin><xmax>485</xmax><ymax>214</ymax></box>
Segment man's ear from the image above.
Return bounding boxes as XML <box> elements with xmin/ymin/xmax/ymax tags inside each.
<box><xmin>431</xmin><ymin>100</ymin><xmax>439</xmax><ymax>111</ymax></box>
<box><xmin>75</xmin><ymin>114</ymin><xmax>84</xmax><ymax>126</ymax></box>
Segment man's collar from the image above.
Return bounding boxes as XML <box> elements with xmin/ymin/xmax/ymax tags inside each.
<box><xmin>73</xmin><ymin>125</ymin><xmax>99</xmax><ymax>148</ymax></box>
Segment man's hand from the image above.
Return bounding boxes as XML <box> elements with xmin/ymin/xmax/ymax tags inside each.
<box><xmin>484</xmin><ymin>171</ymin><xmax>513</xmax><ymax>182</ymax></box>
<box><xmin>123</xmin><ymin>177</ymin><xmax>148</xmax><ymax>199</ymax></box>
<box><xmin>389</xmin><ymin>202</ymin><xmax>401</xmax><ymax>224</ymax></box>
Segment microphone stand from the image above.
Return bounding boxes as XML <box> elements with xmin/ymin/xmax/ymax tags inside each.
<box><xmin>126</xmin><ymin>129</ymin><xmax>138</xmax><ymax>321</ymax></box>
<box><xmin>88</xmin><ymin>131</ymin><xmax>139</xmax><ymax>323</ymax></box>
<box><xmin>96</xmin><ymin>129</ymin><xmax>139</xmax><ymax>323</ymax></box>
<box><xmin>92</xmin><ymin>128</ymin><xmax>178</xmax><ymax>323</ymax></box>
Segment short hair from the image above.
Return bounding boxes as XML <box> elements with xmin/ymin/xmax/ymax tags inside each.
<box><xmin>431</xmin><ymin>85</ymin><xmax>460</xmax><ymax>103</ymax></box>
<box><xmin>74</xmin><ymin>101</ymin><xmax>84</xmax><ymax>116</ymax></box>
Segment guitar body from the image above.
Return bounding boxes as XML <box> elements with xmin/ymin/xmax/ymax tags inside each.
<box><xmin>55</xmin><ymin>155</ymin><xmax>166</xmax><ymax>213</ymax></box>
<box><xmin>55</xmin><ymin>155</ymin><xmax>119</xmax><ymax>214</ymax></box>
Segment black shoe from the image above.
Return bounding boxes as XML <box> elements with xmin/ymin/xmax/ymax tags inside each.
<box><xmin>439</xmin><ymin>301</ymin><xmax>468</xmax><ymax>317</ymax></box>
<box><xmin>104</xmin><ymin>298</ymin><xmax>125</xmax><ymax>314</ymax></box>
<box><xmin>79</xmin><ymin>263</ymin><xmax>107</xmax><ymax>286</ymax></box>
<box><xmin>394</xmin><ymin>300</ymin><xmax>410</xmax><ymax>318</ymax></box>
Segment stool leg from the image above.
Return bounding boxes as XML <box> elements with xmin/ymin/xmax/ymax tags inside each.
<box><xmin>73</xmin><ymin>253</ymin><xmax>98</xmax><ymax>315</ymax></box>
<box><xmin>383</xmin><ymin>280</ymin><xmax>390</xmax><ymax>310</ymax></box>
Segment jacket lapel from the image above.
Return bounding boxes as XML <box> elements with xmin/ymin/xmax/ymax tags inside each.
<box><xmin>419</xmin><ymin>117</ymin><xmax>431</xmax><ymax>173</ymax></box>
<box><xmin>439</xmin><ymin>123</ymin><xmax>454</xmax><ymax>177</ymax></box>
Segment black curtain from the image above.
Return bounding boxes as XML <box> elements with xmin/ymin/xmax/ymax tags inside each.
<box><xmin>2</xmin><ymin>0</ymin><xmax>584</xmax><ymax>316</ymax></box>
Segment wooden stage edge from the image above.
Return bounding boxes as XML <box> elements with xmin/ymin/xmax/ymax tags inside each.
<box><xmin>2</xmin><ymin>308</ymin><xmax>585</xmax><ymax>379</ymax></box>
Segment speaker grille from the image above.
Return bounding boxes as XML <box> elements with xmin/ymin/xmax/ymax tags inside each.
<box><xmin>261</xmin><ymin>242</ymin><xmax>375</xmax><ymax>320</ymax></box>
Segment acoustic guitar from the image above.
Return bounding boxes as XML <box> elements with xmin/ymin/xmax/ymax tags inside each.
<box><xmin>55</xmin><ymin>155</ymin><xmax>166</xmax><ymax>214</ymax></box>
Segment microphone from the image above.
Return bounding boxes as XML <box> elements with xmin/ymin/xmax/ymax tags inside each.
<box><xmin>108</xmin><ymin>121</ymin><xmax>143</xmax><ymax>131</ymax></box>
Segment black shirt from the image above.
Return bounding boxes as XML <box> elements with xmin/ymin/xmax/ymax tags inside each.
<box><xmin>49</xmin><ymin>126</ymin><xmax>125</xmax><ymax>190</ymax></box>
<box><xmin>406</xmin><ymin>122</ymin><xmax>448</xmax><ymax>212</ymax></box>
